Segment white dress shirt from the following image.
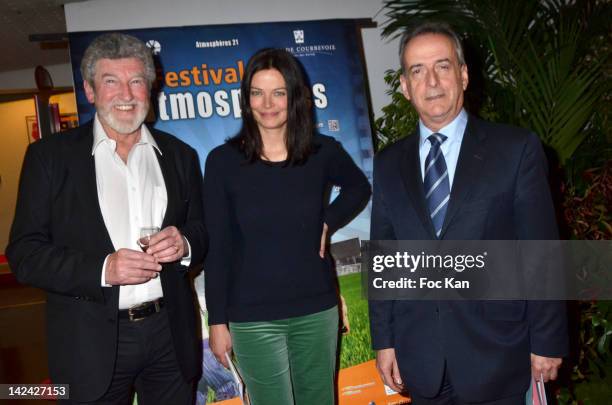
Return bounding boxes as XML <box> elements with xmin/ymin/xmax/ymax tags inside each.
<box><xmin>92</xmin><ymin>114</ymin><xmax>167</xmax><ymax>309</ymax></box>
<box><xmin>418</xmin><ymin>108</ymin><xmax>468</xmax><ymax>190</ymax></box>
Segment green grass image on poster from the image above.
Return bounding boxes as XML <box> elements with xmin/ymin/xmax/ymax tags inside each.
<box><xmin>338</xmin><ymin>272</ymin><xmax>375</xmax><ymax>369</ymax></box>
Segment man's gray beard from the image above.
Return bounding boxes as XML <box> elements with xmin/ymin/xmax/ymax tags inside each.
<box><xmin>98</xmin><ymin>103</ymin><xmax>148</xmax><ymax>135</ymax></box>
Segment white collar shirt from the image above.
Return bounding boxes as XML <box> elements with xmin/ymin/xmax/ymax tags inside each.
<box><xmin>92</xmin><ymin>114</ymin><xmax>167</xmax><ymax>309</ymax></box>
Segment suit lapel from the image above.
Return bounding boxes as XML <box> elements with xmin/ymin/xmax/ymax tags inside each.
<box><xmin>150</xmin><ymin>131</ymin><xmax>180</xmax><ymax>287</ymax></box>
<box><xmin>150</xmin><ymin>131</ymin><xmax>177</xmax><ymax>229</ymax></box>
<box><xmin>71</xmin><ymin>123</ymin><xmax>118</xmax><ymax>306</ymax></box>
<box><xmin>440</xmin><ymin>115</ymin><xmax>487</xmax><ymax>238</ymax></box>
<box><xmin>400</xmin><ymin>133</ymin><xmax>437</xmax><ymax>238</ymax></box>
<box><xmin>72</xmin><ymin>124</ymin><xmax>115</xmax><ymax>253</ymax></box>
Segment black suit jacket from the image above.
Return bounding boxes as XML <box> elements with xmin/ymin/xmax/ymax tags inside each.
<box><xmin>7</xmin><ymin>121</ymin><xmax>207</xmax><ymax>402</ymax></box>
<box><xmin>368</xmin><ymin>115</ymin><xmax>568</xmax><ymax>401</ymax></box>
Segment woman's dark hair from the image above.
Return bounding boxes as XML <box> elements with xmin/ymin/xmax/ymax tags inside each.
<box><xmin>229</xmin><ymin>48</ymin><xmax>315</xmax><ymax>165</ymax></box>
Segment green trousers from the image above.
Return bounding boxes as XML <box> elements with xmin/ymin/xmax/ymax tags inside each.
<box><xmin>229</xmin><ymin>306</ymin><xmax>339</xmax><ymax>405</ymax></box>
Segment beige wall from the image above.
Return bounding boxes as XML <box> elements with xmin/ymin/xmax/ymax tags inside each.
<box><xmin>0</xmin><ymin>92</ymin><xmax>76</xmax><ymax>255</ymax></box>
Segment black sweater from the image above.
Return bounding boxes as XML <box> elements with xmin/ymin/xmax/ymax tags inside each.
<box><xmin>204</xmin><ymin>135</ymin><xmax>371</xmax><ymax>324</ymax></box>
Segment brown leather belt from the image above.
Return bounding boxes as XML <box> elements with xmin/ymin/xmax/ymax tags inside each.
<box><xmin>119</xmin><ymin>298</ymin><xmax>164</xmax><ymax>322</ymax></box>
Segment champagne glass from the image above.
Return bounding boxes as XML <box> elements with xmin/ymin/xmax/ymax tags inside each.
<box><xmin>138</xmin><ymin>226</ymin><xmax>160</xmax><ymax>251</ymax></box>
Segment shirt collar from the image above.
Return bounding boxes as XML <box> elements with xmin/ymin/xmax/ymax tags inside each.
<box><xmin>91</xmin><ymin>113</ymin><xmax>162</xmax><ymax>155</ymax></box>
<box><xmin>419</xmin><ymin>108</ymin><xmax>468</xmax><ymax>147</ymax></box>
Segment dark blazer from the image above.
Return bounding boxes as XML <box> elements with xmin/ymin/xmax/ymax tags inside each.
<box><xmin>368</xmin><ymin>115</ymin><xmax>568</xmax><ymax>402</ymax></box>
<box><xmin>6</xmin><ymin>121</ymin><xmax>207</xmax><ymax>402</ymax></box>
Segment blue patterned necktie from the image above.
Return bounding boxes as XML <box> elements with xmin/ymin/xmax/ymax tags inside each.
<box><xmin>423</xmin><ymin>133</ymin><xmax>450</xmax><ymax>238</ymax></box>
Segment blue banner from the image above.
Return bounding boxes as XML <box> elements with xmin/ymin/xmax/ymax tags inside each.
<box><xmin>69</xmin><ymin>19</ymin><xmax>373</xmax><ymax>243</ymax></box>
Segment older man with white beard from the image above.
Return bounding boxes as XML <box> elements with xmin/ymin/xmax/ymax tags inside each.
<box><xmin>7</xmin><ymin>33</ymin><xmax>207</xmax><ymax>404</ymax></box>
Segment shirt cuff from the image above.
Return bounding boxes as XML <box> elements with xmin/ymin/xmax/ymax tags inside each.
<box><xmin>101</xmin><ymin>255</ymin><xmax>112</xmax><ymax>287</ymax></box>
<box><xmin>180</xmin><ymin>237</ymin><xmax>192</xmax><ymax>267</ymax></box>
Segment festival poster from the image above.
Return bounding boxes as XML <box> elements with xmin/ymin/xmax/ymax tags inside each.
<box><xmin>69</xmin><ymin>19</ymin><xmax>372</xmax><ymax>241</ymax></box>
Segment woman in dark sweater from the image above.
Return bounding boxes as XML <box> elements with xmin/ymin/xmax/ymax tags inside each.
<box><xmin>204</xmin><ymin>48</ymin><xmax>370</xmax><ymax>405</ymax></box>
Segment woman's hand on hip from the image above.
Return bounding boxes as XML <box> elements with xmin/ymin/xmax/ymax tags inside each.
<box><xmin>319</xmin><ymin>223</ymin><xmax>329</xmax><ymax>258</ymax></box>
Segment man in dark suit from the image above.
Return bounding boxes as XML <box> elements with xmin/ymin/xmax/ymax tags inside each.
<box><xmin>368</xmin><ymin>22</ymin><xmax>567</xmax><ymax>404</ymax></box>
<box><xmin>7</xmin><ymin>33</ymin><xmax>206</xmax><ymax>404</ymax></box>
